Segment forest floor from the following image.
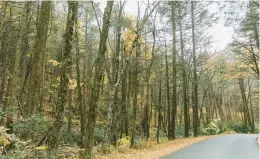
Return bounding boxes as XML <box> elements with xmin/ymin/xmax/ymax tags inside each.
<box><xmin>95</xmin><ymin>136</ymin><xmax>212</xmax><ymax>159</ymax></box>
<box><xmin>56</xmin><ymin>131</ymin><xmax>237</xmax><ymax>159</ymax></box>
<box><xmin>95</xmin><ymin>131</ymin><xmax>237</xmax><ymax>159</ymax></box>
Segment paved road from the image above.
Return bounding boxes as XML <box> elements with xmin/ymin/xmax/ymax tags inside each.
<box><xmin>161</xmin><ymin>134</ymin><xmax>259</xmax><ymax>159</ymax></box>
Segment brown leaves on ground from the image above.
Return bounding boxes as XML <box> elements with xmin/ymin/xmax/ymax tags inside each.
<box><xmin>95</xmin><ymin>136</ymin><xmax>212</xmax><ymax>159</ymax></box>
<box><xmin>219</xmin><ymin>130</ymin><xmax>237</xmax><ymax>135</ymax></box>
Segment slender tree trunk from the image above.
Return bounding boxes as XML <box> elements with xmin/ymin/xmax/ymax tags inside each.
<box><xmin>26</xmin><ymin>1</ymin><xmax>51</xmax><ymax>116</ymax></box>
<box><xmin>0</xmin><ymin>2</ymin><xmax>8</xmax><ymax>93</ymax></box>
<box><xmin>191</xmin><ymin>1</ymin><xmax>198</xmax><ymax>137</ymax></box>
<box><xmin>48</xmin><ymin>1</ymin><xmax>78</xmax><ymax>155</ymax></box>
<box><xmin>178</xmin><ymin>2</ymin><xmax>189</xmax><ymax>137</ymax></box>
<box><xmin>84</xmin><ymin>2</ymin><xmax>114</xmax><ymax>158</ymax></box>
<box><xmin>157</xmin><ymin>76</ymin><xmax>162</xmax><ymax>144</ymax></box>
<box><xmin>0</xmin><ymin>1</ymin><xmax>7</xmax><ymax>52</ymax></box>
<box><xmin>121</xmin><ymin>69</ymin><xmax>127</xmax><ymax>136</ymax></box>
<box><xmin>141</xmin><ymin>80</ymin><xmax>149</xmax><ymax>140</ymax></box>
<box><xmin>110</xmin><ymin>2</ymin><xmax>124</xmax><ymax>146</ymax></box>
<box><xmin>164</xmin><ymin>41</ymin><xmax>171</xmax><ymax>140</ymax></box>
<box><xmin>125</xmin><ymin>71</ymin><xmax>130</xmax><ymax>136</ymax></box>
<box><xmin>75</xmin><ymin>18</ymin><xmax>85</xmax><ymax>147</ymax></box>
<box><xmin>238</xmin><ymin>78</ymin><xmax>251</xmax><ymax>130</ymax></box>
<box><xmin>247</xmin><ymin>78</ymin><xmax>255</xmax><ymax>131</ymax></box>
<box><xmin>130</xmin><ymin>45</ymin><xmax>139</xmax><ymax>148</ymax></box>
<box><xmin>170</xmin><ymin>1</ymin><xmax>177</xmax><ymax>140</ymax></box>
<box><xmin>67</xmin><ymin>84</ymin><xmax>73</xmax><ymax>133</ymax></box>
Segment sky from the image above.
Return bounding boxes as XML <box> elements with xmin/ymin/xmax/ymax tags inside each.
<box><xmin>98</xmin><ymin>0</ymin><xmax>234</xmax><ymax>52</ymax></box>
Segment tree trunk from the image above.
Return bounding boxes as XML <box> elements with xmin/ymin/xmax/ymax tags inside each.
<box><xmin>178</xmin><ymin>2</ymin><xmax>189</xmax><ymax>138</ymax></box>
<box><xmin>75</xmin><ymin>18</ymin><xmax>85</xmax><ymax>147</ymax></box>
<box><xmin>164</xmin><ymin>42</ymin><xmax>171</xmax><ymax>140</ymax></box>
<box><xmin>157</xmin><ymin>76</ymin><xmax>162</xmax><ymax>144</ymax></box>
<box><xmin>191</xmin><ymin>1</ymin><xmax>198</xmax><ymax>137</ymax></box>
<box><xmin>238</xmin><ymin>78</ymin><xmax>251</xmax><ymax>130</ymax></box>
<box><xmin>170</xmin><ymin>1</ymin><xmax>177</xmax><ymax>140</ymax></box>
<box><xmin>84</xmin><ymin>2</ymin><xmax>114</xmax><ymax>158</ymax></box>
<box><xmin>26</xmin><ymin>1</ymin><xmax>51</xmax><ymax>116</ymax></box>
<box><xmin>48</xmin><ymin>1</ymin><xmax>78</xmax><ymax>155</ymax></box>
<box><xmin>130</xmin><ymin>45</ymin><xmax>139</xmax><ymax>148</ymax></box>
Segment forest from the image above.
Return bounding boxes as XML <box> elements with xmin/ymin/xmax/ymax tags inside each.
<box><xmin>0</xmin><ymin>1</ymin><xmax>259</xmax><ymax>159</ymax></box>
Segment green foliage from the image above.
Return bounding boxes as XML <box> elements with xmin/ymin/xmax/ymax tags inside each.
<box><xmin>206</xmin><ymin>122</ymin><xmax>221</xmax><ymax>135</ymax></box>
<box><xmin>176</xmin><ymin>127</ymin><xmax>194</xmax><ymax>137</ymax></box>
<box><xmin>94</xmin><ymin>126</ymin><xmax>105</xmax><ymax>144</ymax></box>
<box><xmin>199</xmin><ymin>122</ymin><xmax>220</xmax><ymax>135</ymax></box>
<box><xmin>200</xmin><ymin>121</ymin><xmax>259</xmax><ymax>135</ymax></box>
<box><xmin>0</xmin><ymin>126</ymin><xmax>32</xmax><ymax>158</ymax></box>
<box><xmin>62</xmin><ymin>129</ymin><xmax>82</xmax><ymax>146</ymax></box>
<box><xmin>215</xmin><ymin>121</ymin><xmax>246</xmax><ymax>133</ymax></box>
<box><xmin>1</xmin><ymin>150</ymin><xmax>23</xmax><ymax>159</ymax></box>
<box><xmin>199</xmin><ymin>127</ymin><xmax>208</xmax><ymax>135</ymax></box>
<box><xmin>14</xmin><ymin>114</ymin><xmax>52</xmax><ymax>140</ymax></box>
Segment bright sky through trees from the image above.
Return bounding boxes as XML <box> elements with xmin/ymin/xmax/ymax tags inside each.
<box><xmin>98</xmin><ymin>0</ymin><xmax>234</xmax><ymax>51</ymax></box>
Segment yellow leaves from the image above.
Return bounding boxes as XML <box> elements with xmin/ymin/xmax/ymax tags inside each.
<box><xmin>53</xmin><ymin>77</ymin><xmax>78</xmax><ymax>90</ymax></box>
<box><xmin>0</xmin><ymin>127</ymin><xmax>10</xmax><ymax>149</ymax></box>
<box><xmin>223</xmin><ymin>61</ymin><xmax>253</xmax><ymax>79</ymax></box>
<box><xmin>35</xmin><ymin>145</ymin><xmax>48</xmax><ymax>150</ymax></box>
<box><xmin>69</xmin><ymin>78</ymin><xmax>77</xmax><ymax>90</ymax></box>
<box><xmin>48</xmin><ymin>59</ymin><xmax>60</xmax><ymax>66</ymax></box>
<box><xmin>123</xmin><ymin>28</ymin><xmax>137</xmax><ymax>56</ymax></box>
<box><xmin>0</xmin><ymin>135</ymin><xmax>9</xmax><ymax>147</ymax></box>
<box><xmin>118</xmin><ymin>136</ymin><xmax>130</xmax><ymax>146</ymax></box>
<box><xmin>103</xmin><ymin>74</ymin><xmax>109</xmax><ymax>85</ymax></box>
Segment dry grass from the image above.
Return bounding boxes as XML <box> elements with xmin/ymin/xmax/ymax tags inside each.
<box><xmin>95</xmin><ymin>136</ymin><xmax>213</xmax><ymax>159</ymax></box>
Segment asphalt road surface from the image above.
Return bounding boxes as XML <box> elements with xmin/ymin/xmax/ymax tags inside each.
<box><xmin>161</xmin><ymin>134</ymin><xmax>259</xmax><ymax>159</ymax></box>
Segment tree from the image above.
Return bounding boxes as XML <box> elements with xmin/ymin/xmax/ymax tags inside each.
<box><xmin>49</xmin><ymin>1</ymin><xmax>78</xmax><ymax>155</ymax></box>
<box><xmin>170</xmin><ymin>1</ymin><xmax>177</xmax><ymax>140</ymax></box>
<box><xmin>26</xmin><ymin>1</ymin><xmax>51</xmax><ymax>116</ymax></box>
<box><xmin>178</xmin><ymin>1</ymin><xmax>189</xmax><ymax>137</ymax></box>
<box><xmin>75</xmin><ymin>16</ymin><xmax>85</xmax><ymax>147</ymax></box>
<box><xmin>191</xmin><ymin>1</ymin><xmax>198</xmax><ymax>137</ymax></box>
<box><xmin>84</xmin><ymin>1</ymin><xmax>114</xmax><ymax>158</ymax></box>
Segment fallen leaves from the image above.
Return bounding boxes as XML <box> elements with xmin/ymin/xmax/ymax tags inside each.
<box><xmin>95</xmin><ymin>136</ymin><xmax>212</xmax><ymax>159</ymax></box>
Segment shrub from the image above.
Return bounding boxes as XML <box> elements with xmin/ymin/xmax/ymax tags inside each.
<box><xmin>208</xmin><ymin>121</ymin><xmax>258</xmax><ymax>134</ymax></box>
<box><xmin>62</xmin><ymin>128</ymin><xmax>82</xmax><ymax>146</ymax></box>
<box><xmin>205</xmin><ymin>122</ymin><xmax>220</xmax><ymax>135</ymax></box>
<box><xmin>219</xmin><ymin>121</ymin><xmax>246</xmax><ymax>133</ymax></box>
<box><xmin>199</xmin><ymin>122</ymin><xmax>221</xmax><ymax>135</ymax></box>
<box><xmin>199</xmin><ymin>127</ymin><xmax>208</xmax><ymax>136</ymax></box>
<box><xmin>0</xmin><ymin>127</ymin><xmax>32</xmax><ymax>158</ymax></box>
<box><xmin>94</xmin><ymin>126</ymin><xmax>105</xmax><ymax>145</ymax></box>
<box><xmin>13</xmin><ymin>114</ymin><xmax>52</xmax><ymax>141</ymax></box>
<box><xmin>118</xmin><ymin>136</ymin><xmax>130</xmax><ymax>146</ymax></box>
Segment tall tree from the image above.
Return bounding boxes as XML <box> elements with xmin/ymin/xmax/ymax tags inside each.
<box><xmin>191</xmin><ymin>1</ymin><xmax>199</xmax><ymax>137</ymax></box>
<box><xmin>3</xmin><ymin>2</ymin><xmax>31</xmax><ymax>112</ymax></box>
<box><xmin>49</xmin><ymin>1</ymin><xmax>78</xmax><ymax>154</ymax></box>
<box><xmin>75</xmin><ymin>16</ymin><xmax>85</xmax><ymax>147</ymax></box>
<box><xmin>84</xmin><ymin>1</ymin><xmax>114</xmax><ymax>158</ymax></box>
<box><xmin>178</xmin><ymin>2</ymin><xmax>189</xmax><ymax>137</ymax></box>
<box><xmin>26</xmin><ymin>1</ymin><xmax>51</xmax><ymax>116</ymax></box>
<box><xmin>164</xmin><ymin>39</ymin><xmax>171</xmax><ymax>140</ymax></box>
<box><xmin>170</xmin><ymin>1</ymin><xmax>177</xmax><ymax>140</ymax></box>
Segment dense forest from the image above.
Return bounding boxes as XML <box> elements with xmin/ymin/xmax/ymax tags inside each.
<box><xmin>0</xmin><ymin>1</ymin><xmax>259</xmax><ymax>159</ymax></box>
